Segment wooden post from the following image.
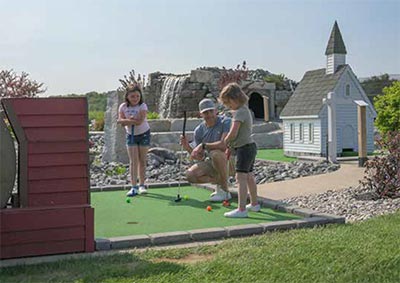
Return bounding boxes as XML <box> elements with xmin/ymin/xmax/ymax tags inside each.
<box><xmin>263</xmin><ymin>96</ymin><xmax>269</xmax><ymax>122</ymax></box>
<box><xmin>355</xmin><ymin>101</ymin><xmax>368</xmax><ymax>167</ymax></box>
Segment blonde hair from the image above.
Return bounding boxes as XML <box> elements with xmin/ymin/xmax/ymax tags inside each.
<box><xmin>219</xmin><ymin>82</ymin><xmax>248</xmax><ymax>107</ymax></box>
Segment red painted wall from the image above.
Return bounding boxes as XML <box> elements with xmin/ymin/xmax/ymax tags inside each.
<box><xmin>0</xmin><ymin>98</ymin><xmax>94</xmax><ymax>259</ymax></box>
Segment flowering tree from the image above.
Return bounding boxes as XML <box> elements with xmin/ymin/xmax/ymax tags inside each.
<box><xmin>218</xmin><ymin>61</ymin><xmax>249</xmax><ymax>90</ymax></box>
<box><xmin>0</xmin><ymin>69</ymin><xmax>45</xmax><ymax>98</ymax></box>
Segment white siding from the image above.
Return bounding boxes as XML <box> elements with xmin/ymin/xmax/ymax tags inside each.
<box><xmin>326</xmin><ymin>54</ymin><xmax>346</xmax><ymax>74</ymax></box>
<box><xmin>332</xmin><ymin>70</ymin><xmax>375</xmax><ymax>153</ymax></box>
<box><xmin>283</xmin><ymin>119</ymin><xmax>322</xmax><ymax>154</ymax></box>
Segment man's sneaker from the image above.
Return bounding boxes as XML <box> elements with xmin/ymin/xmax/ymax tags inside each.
<box><xmin>210</xmin><ymin>185</ymin><xmax>225</xmax><ymax>197</ymax></box>
<box><xmin>224</xmin><ymin>209</ymin><xmax>248</xmax><ymax>218</ymax></box>
<box><xmin>246</xmin><ymin>203</ymin><xmax>261</xmax><ymax>212</ymax></box>
<box><xmin>138</xmin><ymin>185</ymin><xmax>147</xmax><ymax>195</ymax></box>
<box><xmin>210</xmin><ymin>191</ymin><xmax>232</xmax><ymax>202</ymax></box>
<box><xmin>126</xmin><ymin>186</ymin><xmax>138</xmax><ymax>197</ymax></box>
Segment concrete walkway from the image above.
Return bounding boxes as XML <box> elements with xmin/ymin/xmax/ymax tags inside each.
<box><xmin>256</xmin><ymin>161</ymin><xmax>365</xmax><ymax>200</ymax></box>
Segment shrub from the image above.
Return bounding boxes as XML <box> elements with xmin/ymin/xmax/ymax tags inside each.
<box><xmin>105</xmin><ymin>165</ymin><xmax>127</xmax><ymax>176</ymax></box>
<box><xmin>147</xmin><ymin>111</ymin><xmax>159</xmax><ymax>120</ymax></box>
<box><xmin>93</xmin><ymin>118</ymin><xmax>104</xmax><ymax>131</ymax></box>
<box><xmin>360</xmin><ymin>131</ymin><xmax>400</xmax><ymax>198</ymax></box>
<box><xmin>89</xmin><ymin>111</ymin><xmax>105</xmax><ymax>131</ymax></box>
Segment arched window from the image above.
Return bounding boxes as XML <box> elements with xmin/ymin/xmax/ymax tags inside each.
<box><xmin>345</xmin><ymin>84</ymin><xmax>350</xmax><ymax>96</ymax></box>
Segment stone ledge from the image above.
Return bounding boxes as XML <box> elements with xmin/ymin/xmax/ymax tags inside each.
<box><xmin>95</xmin><ymin>238</ymin><xmax>111</xmax><ymax>251</ymax></box>
<box><xmin>188</xmin><ymin>227</ymin><xmax>228</xmax><ymax>241</ymax></box>
<box><xmin>311</xmin><ymin>213</ymin><xmax>346</xmax><ymax>224</ymax></box>
<box><xmin>292</xmin><ymin>217</ymin><xmax>331</xmax><ymax>228</ymax></box>
<box><xmin>290</xmin><ymin>207</ymin><xmax>319</xmax><ymax>217</ymax></box>
<box><xmin>261</xmin><ymin>199</ymin><xmax>281</xmax><ymax>210</ymax></box>
<box><xmin>260</xmin><ymin>220</ymin><xmax>298</xmax><ymax>232</ymax></box>
<box><xmin>276</xmin><ymin>204</ymin><xmax>302</xmax><ymax>213</ymax></box>
<box><xmin>225</xmin><ymin>224</ymin><xmax>264</xmax><ymax>237</ymax></box>
<box><xmin>149</xmin><ymin>231</ymin><xmax>192</xmax><ymax>245</ymax></box>
<box><xmin>109</xmin><ymin>235</ymin><xmax>151</xmax><ymax>249</ymax></box>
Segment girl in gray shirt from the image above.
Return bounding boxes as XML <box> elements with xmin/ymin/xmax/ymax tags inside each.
<box><xmin>219</xmin><ymin>83</ymin><xmax>259</xmax><ymax>218</ymax></box>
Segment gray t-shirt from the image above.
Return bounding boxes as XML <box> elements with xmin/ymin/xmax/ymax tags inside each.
<box><xmin>231</xmin><ymin>105</ymin><xmax>254</xmax><ymax>148</ymax></box>
<box><xmin>193</xmin><ymin>116</ymin><xmax>231</xmax><ymax>147</ymax></box>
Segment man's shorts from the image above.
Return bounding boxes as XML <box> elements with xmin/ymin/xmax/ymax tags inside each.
<box><xmin>235</xmin><ymin>143</ymin><xmax>257</xmax><ymax>173</ymax></box>
<box><xmin>196</xmin><ymin>150</ymin><xmax>235</xmax><ymax>177</ymax></box>
<box><xmin>126</xmin><ymin>129</ymin><xmax>151</xmax><ymax>147</ymax></box>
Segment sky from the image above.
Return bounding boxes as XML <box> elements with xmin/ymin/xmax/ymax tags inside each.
<box><xmin>1</xmin><ymin>0</ymin><xmax>399</xmax><ymax>95</ymax></box>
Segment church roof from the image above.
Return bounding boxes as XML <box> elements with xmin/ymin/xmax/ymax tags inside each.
<box><xmin>325</xmin><ymin>21</ymin><xmax>347</xmax><ymax>55</ymax></box>
<box><xmin>280</xmin><ymin>65</ymin><xmax>348</xmax><ymax>117</ymax></box>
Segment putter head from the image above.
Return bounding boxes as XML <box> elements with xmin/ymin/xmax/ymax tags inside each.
<box><xmin>175</xmin><ymin>195</ymin><xmax>182</xmax><ymax>202</ymax></box>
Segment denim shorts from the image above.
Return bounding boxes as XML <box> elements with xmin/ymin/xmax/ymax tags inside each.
<box><xmin>235</xmin><ymin>143</ymin><xmax>257</xmax><ymax>173</ymax></box>
<box><xmin>126</xmin><ymin>129</ymin><xmax>151</xmax><ymax>147</ymax></box>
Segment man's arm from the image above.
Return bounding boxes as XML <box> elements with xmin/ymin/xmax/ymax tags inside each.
<box><xmin>180</xmin><ymin>135</ymin><xmax>193</xmax><ymax>154</ymax></box>
<box><xmin>202</xmin><ymin>132</ymin><xmax>228</xmax><ymax>151</ymax></box>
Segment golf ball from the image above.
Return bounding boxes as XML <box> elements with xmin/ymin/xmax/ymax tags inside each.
<box><xmin>126</xmin><ymin>198</ymin><xmax>131</xmax><ymax>203</ymax></box>
<box><xmin>206</xmin><ymin>205</ymin><xmax>212</xmax><ymax>211</ymax></box>
<box><xmin>183</xmin><ymin>195</ymin><xmax>189</xmax><ymax>200</ymax></box>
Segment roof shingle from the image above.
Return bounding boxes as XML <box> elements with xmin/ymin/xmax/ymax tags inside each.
<box><xmin>280</xmin><ymin>65</ymin><xmax>347</xmax><ymax>117</ymax></box>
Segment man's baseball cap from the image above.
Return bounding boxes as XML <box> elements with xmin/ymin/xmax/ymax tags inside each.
<box><xmin>199</xmin><ymin>98</ymin><xmax>216</xmax><ymax>113</ymax></box>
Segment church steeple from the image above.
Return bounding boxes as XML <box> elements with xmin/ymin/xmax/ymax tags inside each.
<box><xmin>325</xmin><ymin>21</ymin><xmax>347</xmax><ymax>74</ymax></box>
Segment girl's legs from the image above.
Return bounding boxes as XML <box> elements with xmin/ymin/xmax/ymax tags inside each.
<box><xmin>236</xmin><ymin>172</ymin><xmax>248</xmax><ymax>211</ymax></box>
<box><xmin>137</xmin><ymin>146</ymin><xmax>149</xmax><ymax>185</ymax></box>
<box><xmin>127</xmin><ymin>146</ymin><xmax>139</xmax><ymax>186</ymax></box>
<box><xmin>247</xmin><ymin>172</ymin><xmax>258</xmax><ymax>206</ymax></box>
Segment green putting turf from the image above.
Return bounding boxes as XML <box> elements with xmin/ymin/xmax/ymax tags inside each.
<box><xmin>92</xmin><ymin>186</ymin><xmax>301</xmax><ymax>238</ymax></box>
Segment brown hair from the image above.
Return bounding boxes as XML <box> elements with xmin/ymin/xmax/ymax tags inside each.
<box><xmin>219</xmin><ymin>82</ymin><xmax>248</xmax><ymax>107</ymax></box>
<box><xmin>125</xmin><ymin>85</ymin><xmax>143</xmax><ymax>107</ymax></box>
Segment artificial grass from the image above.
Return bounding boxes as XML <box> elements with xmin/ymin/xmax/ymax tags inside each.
<box><xmin>2</xmin><ymin>212</ymin><xmax>399</xmax><ymax>283</ymax></box>
<box><xmin>256</xmin><ymin>149</ymin><xmax>297</xmax><ymax>162</ymax></box>
<box><xmin>92</xmin><ymin>186</ymin><xmax>300</xmax><ymax>237</ymax></box>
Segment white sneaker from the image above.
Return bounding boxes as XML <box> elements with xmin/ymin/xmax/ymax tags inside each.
<box><xmin>224</xmin><ymin>209</ymin><xmax>248</xmax><ymax>218</ymax></box>
<box><xmin>210</xmin><ymin>185</ymin><xmax>225</xmax><ymax>197</ymax></box>
<box><xmin>126</xmin><ymin>186</ymin><xmax>138</xmax><ymax>197</ymax></box>
<box><xmin>210</xmin><ymin>191</ymin><xmax>232</xmax><ymax>202</ymax></box>
<box><xmin>138</xmin><ymin>185</ymin><xmax>147</xmax><ymax>194</ymax></box>
<box><xmin>246</xmin><ymin>203</ymin><xmax>261</xmax><ymax>212</ymax></box>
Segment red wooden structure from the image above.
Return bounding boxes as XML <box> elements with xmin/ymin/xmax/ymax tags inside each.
<box><xmin>0</xmin><ymin>98</ymin><xmax>94</xmax><ymax>259</ymax></box>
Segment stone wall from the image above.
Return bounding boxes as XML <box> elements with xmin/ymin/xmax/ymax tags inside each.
<box><xmin>144</xmin><ymin>67</ymin><xmax>291</xmax><ymax>120</ymax></box>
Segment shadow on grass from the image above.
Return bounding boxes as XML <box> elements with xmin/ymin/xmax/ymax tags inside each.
<box><xmin>0</xmin><ymin>253</ymin><xmax>187</xmax><ymax>283</ymax></box>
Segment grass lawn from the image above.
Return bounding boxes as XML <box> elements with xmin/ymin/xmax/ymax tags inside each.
<box><xmin>256</xmin><ymin>148</ymin><xmax>297</xmax><ymax>162</ymax></box>
<box><xmin>92</xmin><ymin>186</ymin><xmax>300</xmax><ymax>238</ymax></box>
<box><xmin>2</xmin><ymin>212</ymin><xmax>399</xmax><ymax>283</ymax></box>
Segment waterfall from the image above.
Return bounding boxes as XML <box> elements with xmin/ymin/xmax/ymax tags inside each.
<box><xmin>159</xmin><ymin>76</ymin><xmax>188</xmax><ymax>118</ymax></box>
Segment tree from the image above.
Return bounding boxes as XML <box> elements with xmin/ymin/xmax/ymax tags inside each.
<box><xmin>374</xmin><ymin>81</ymin><xmax>400</xmax><ymax>135</ymax></box>
<box><xmin>361</xmin><ymin>74</ymin><xmax>396</xmax><ymax>96</ymax></box>
<box><xmin>0</xmin><ymin>69</ymin><xmax>45</xmax><ymax>98</ymax></box>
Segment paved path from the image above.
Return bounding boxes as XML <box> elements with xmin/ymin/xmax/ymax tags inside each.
<box><xmin>256</xmin><ymin>161</ymin><xmax>365</xmax><ymax>200</ymax></box>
